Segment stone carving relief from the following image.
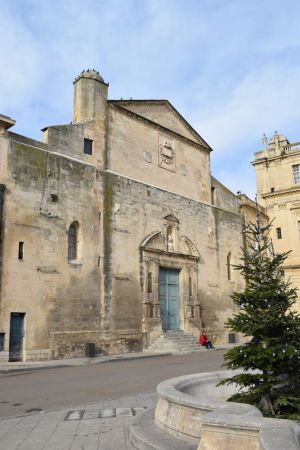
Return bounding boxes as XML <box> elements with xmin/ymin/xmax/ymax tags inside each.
<box><xmin>158</xmin><ymin>134</ymin><xmax>175</xmax><ymax>172</ymax></box>
<box><xmin>181</xmin><ymin>236</ymin><xmax>200</xmax><ymax>257</ymax></box>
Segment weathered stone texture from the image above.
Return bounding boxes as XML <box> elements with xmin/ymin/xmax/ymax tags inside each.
<box><xmin>0</xmin><ymin>137</ymin><xmax>102</xmax><ymax>359</ymax></box>
<box><xmin>107</xmin><ymin>107</ymin><xmax>211</xmax><ymax>204</ymax></box>
<box><xmin>0</xmin><ymin>70</ymin><xmax>254</xmax><ymax>361</ymax></box>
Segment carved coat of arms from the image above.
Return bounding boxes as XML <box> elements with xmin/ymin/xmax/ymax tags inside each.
<box><xmin>158</xmin><ymin>135</ymin><xmax>175</xmax><ymax>172</ymax></box>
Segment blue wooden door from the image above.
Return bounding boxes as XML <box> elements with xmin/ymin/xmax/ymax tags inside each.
<box><xmin>159</xmin><ymin>269</ymin><xmax>180</xmax><ymax>330</ymax></box>
<box><xmin>9</xmin><ymin>313</ymin><xmax>25</xmax><ymax>362</ymax></box>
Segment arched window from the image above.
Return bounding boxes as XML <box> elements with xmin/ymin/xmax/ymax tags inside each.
<box><xmin>68</xmin><ymin>222</ymin><xmax>79</xmax><ymax>261</ymax></box>
<box><xmin>227</xmin><ymin>252</ymin><xmax>231</xmax><ymax>281</ymax></box>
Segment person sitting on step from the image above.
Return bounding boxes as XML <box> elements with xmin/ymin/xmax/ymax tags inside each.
<box><xmin>199</xmin><ymin>333</ymin><xmax>213</xmax><ymax>349</ymax></box>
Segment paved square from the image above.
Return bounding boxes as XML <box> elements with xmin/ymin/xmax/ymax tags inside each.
<box><xmin>0</xmin><ymin>392</ymin><xmax>157</xmax><ymax>449</ymax></box>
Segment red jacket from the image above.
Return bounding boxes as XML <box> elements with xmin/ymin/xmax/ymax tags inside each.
<box><xmin>200</xmin><ymin>334</ymin><xmax>208</xmax><ymax>346</ymax></box>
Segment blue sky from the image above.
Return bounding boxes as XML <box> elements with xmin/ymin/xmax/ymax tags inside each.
<box><xmin>1</xmin><ymin>0</ymin><xmax>300</xmax><ymax>198</ymax></box>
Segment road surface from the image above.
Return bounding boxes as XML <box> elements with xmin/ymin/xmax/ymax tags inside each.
<box><xmin>0</xmin><ymin>350</ymin><xmax>225</xmax><ymax>418</ymax></box>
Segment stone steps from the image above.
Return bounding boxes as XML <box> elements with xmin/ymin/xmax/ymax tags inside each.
<box><xmin>146</xmin><ymin>331</ymin><xmax>205</xmax><ymax>355</ymax></box>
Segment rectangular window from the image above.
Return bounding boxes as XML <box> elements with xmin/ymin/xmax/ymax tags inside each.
<box><xmin>276</xmin><ymin>228</ymin><xmax>282</xmax><ymax>239</ymax></box>
<box><xmin>293</xmin><ymin>165</ymin><xmax>300</xmax><ymax>184</ymax></box>
<box><xmin>298</xmin><ymin>221</ymin><xmax>300</xmax><ymax>238</ymax></box>
<box><xmin>147</xmin><ymin>272</ymin><xmax>152</xmax><ymax>294</ymax></box>
<box><xmin>84</xmin><ymin>138</ymin><xmax>93</xmax><ymax>155</ymax></box>
<box><xmin>211</xmin><ymin>186</ymin><xmax>215</xmax><ymax>205</ymax></box>
<box><xmin>18</xmin><ymin>242</ymin><xmax>24</xmax><ymax>260</ymax></box>
<box><xmin>0</xmin><ymin>333</ymin><xmax>4</xmax><ymax>351</ymax></box>
<box><xmin>189</xmin><ymin>277</ymin><xmax>192</xmax><ymax>297</ymax></box>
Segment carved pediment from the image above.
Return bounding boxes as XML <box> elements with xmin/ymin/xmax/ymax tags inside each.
<box><xmin>141</xmin><ymin>231</ymin><xmax>163</xmax><ymax>250</ymax></box>
<box><xmin>141</xmin><ymin>231</ymin><xmax>200</xmax><ymax>259</ymax></box>
<box><xmin>181</xmin><ymin>236</ymin><xmax>200</xmax><ymax>257</ymax></box>
<box><xmin>163</xmin><ymin>214</ymin><xmax>179</xmax><ymax>223</ymax></box>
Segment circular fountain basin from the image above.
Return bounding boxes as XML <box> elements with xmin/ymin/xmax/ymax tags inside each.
<box><xmin>155</xmin><ymin>370</ymin><xmax>300</xmax><ymax>450</ymax></box>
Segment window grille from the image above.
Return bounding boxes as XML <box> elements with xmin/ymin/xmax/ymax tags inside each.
<box><xmin>276</xmin><ymin>227</ymin><xmax>282</xmax><ymax>239</ymax></box>
<box><xmin>293</xmin><ymin>165</ymin><xmax>300</xmax><ymax>184</ymax></box>
<box><xmin>68</xmin><ymin>223</ymin><xmax>77</xmax><ymax>261</ymax></box>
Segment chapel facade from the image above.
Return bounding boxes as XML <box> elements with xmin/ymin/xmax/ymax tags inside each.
<box><xmin>0</xmin><ymin>70</ymin><xmax>250</xmax><ymax>361</ymax></box>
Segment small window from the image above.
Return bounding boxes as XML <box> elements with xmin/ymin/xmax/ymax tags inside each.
<box><xmin>271</xmin><ymin>187</ymin><xmax>275</xmax><ymax>192</ymax></box>
<box><xmin>189</xmin><ymin>277</ymin><xmax>192</xmax><ymax>297</ymax></box>
<box><xmin>276</xmin><ymin>227</ymin><xmax>282</xmax><ymax>239</ymax></box>
<box><xmin>293</xmin><ymin>165</ymin><xmax>300</xmax><ymax>184</ymax></box>
<box><xmin>84</xmin><ymin>138</ymin><xmax>93</xmax><ymax>155</ymax></box>
<box><xmin>227</xmin><ymin>252</ymin><xmax>231</xmax><ymax>281</ymax></box>
<box><xmin>298</xmin><ymin>221</ymin><xmax>300</xmax><ymax>238</ymax></box>
<box><xmin>68</xmin><ymin>222</ymin><xmax>78</xmax><ymax>261</ymax></box>
<box><xmin>18</xmin><ymin>242</ymin><xmax>24</xmax><ymax>260</ymax></box>
<box><xmin>147</xmin><ymin>272</ymin><xmax>152</xmax><ymax>294</ymax></box>
<box><xmin>211</xmin><ymin>186</ymin><xmax>215</xmax><ymax>205</ymax></box>
<box><xmin>0</xmin><ymin>333</ymin><xmax>4</xmax><ymax>351</ymax></box>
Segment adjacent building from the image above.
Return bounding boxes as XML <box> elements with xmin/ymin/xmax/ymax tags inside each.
<box><xmin>253</xmin><ymin>132</ymin><xmax>300</xmax><ymax>312</ymax></box>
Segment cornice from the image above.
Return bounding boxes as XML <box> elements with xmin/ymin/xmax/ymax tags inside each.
<box><xmin>262</xmin><ymin>185</ymin><xmax>300</xmax><ymax>199</ymax></box>
<box><xmin>282</xmin><ymin>264</ymin><xmax>300</xmax><ymax>270</ymax></box>
<box><xmin>252</xmin><ymin>148</ymin><xmax>300</xmax><ymax>166</ymax></box>
<box><xmin>141</xmin><ymin>247</ymin><xmax>200</xmax><ymax>260</ymax></box>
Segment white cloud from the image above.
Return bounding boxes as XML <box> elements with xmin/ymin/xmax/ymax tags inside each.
<box><xmin>1</xmin><ymin>0</ymin><xmax>300</xmax><ymax>197</ymax></box>
<box><xmin>0</xmin><ymin>4</ymin><xmax>42</xmax><ymax>111</ymax></box>
<box><xmin>197</xmin><ymin>64</ymin><xmax>300</xmax><ymax>154</ymax></box>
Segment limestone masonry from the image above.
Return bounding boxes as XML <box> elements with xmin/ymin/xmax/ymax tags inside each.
<box><xmin>0</xmin><ymin>70</ymin><xmax>298</xmax><ymax>361</ymax></box>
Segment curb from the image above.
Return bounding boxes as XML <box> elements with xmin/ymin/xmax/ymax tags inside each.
<box><xmin>0</xmin><ymin>352</ymin><xmax>172</xmax><ymax>374</ymax></box>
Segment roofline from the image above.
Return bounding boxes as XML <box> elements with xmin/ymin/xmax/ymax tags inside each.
<box><xmin>109</xmin><ymin>99</ymin><xmax>212</xmax><ymax>151</ymax></box>
<box><xmin>108</xmin><ymin>102</ymin><xmax>212</xmax><ymax>153</ymax></box>
<box><xmin>0</xmin><ymin>114</ymin><xmax>16</xmax><ymax>130</ymax></box>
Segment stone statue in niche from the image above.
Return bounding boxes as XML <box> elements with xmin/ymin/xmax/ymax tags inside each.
<box><xmin>167</xmin><ymin>233</ymin><xmax>174</xmax><ymax>252</ymax></box>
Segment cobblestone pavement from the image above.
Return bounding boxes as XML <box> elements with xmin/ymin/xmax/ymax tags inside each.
<box><xmin>0</xmin><ymin>392</ymin><xmax>158</xmax><ymax>449</ymax></box>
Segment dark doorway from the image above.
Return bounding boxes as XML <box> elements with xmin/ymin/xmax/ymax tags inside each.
<box><xmin>9</xmin><ymin>313</ymin><xmax>25</xmax><ymax>362</ymax></box>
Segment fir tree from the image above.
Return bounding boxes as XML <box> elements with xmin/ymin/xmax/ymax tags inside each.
<box><xmin>221</xmin><ymin>216</ymin><xmax>300</xmax><ymax>420</ymax></box>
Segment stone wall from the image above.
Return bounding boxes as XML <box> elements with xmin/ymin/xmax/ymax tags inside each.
<box><xmin>103</xmin><ymin>171</ymin><xmax>244</xmax><ymax>345</ymax></box>
<box><xmin>0</xmin><ymin>135</ymin><xmax>102</xmax><ymax>359</ymax></box>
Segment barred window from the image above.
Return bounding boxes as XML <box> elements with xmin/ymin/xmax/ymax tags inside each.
<box><xmin>293</xmin><ymin>165</ymin><xmax>300</xmax><ymax>184</ymax></box>
<box><xmin>68</xmin><ymin>222</ymin><xmax>78</xmax><ymax>261</ymax></box>
<box><xmin>276</xmin><ymin>227</ymin><xmax>282</xmax><ymax>239</ymax></box>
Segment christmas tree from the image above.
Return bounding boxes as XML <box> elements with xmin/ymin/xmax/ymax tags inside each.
<box><xmin>221</xmin><ymin>216</ymin><xmax>300</xmax><ymax>420</ymax></box>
